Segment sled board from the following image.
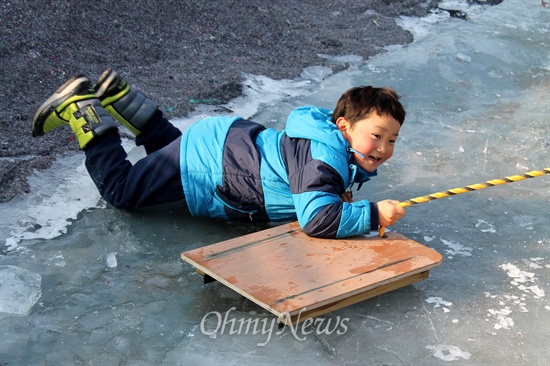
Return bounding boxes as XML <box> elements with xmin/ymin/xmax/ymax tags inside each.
<box><xmin>181</xmin><ymin>221</ymin><xmax>442</xmax><ymax>325</ymax></box>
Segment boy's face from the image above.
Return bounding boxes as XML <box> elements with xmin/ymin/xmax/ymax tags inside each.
<box><xmin>336</xmin><ymin>113</ymin><xmax>401</xmax><ymax>172</ymax></box>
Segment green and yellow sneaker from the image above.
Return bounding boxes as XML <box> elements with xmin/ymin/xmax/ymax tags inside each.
<box><xmin>94</xmin><ymin>69</ymin><xmax>158</xmax><ymax>136</ymax></box>
<box><xmin>32</xmin><ymin>76</ymin><xmax>117</xmax><ymax>149</ymax></box>
<box><xmin>33</xmin><ymin>76</ymin><xmax>95</xmax><ymax>136</ymax></box>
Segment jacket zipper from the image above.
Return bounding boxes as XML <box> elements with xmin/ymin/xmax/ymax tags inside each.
<box><xmin>214</xmin><ymin>191</ymin><xmax>258</xmax><ymax>223</ymax></box>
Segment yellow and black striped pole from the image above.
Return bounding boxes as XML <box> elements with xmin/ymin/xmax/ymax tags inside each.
<box><xmin>379</xmin><ymin>167</ymin><xmax>550</xmax><ymax>237</ymax></box>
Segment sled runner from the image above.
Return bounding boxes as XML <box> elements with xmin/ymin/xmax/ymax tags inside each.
<box><xmin>181</xmin><ymin>221</ymin><xmax>442</xmax><ymax>325</ymax></box>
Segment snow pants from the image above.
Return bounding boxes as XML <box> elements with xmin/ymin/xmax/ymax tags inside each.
<box><xmin>84</xmin><ymin>110</ymin><xmax>185</xmax><ymax>208</ymax></box>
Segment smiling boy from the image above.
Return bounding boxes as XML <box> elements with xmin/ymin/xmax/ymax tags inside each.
<box><xmin>32</xmin><ymin>70</ymin><xmax>406</xmax><ymax>238</ymax></box>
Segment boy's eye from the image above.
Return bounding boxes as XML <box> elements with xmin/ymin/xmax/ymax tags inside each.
<box><xmin>372</xmin><ymin>134</ymin><xmax>381</xmax><ymax>139</ymax></box>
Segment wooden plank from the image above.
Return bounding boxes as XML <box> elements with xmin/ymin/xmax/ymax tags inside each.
<box><xmin>181</xmin><ymin>222</ymin><xmax>442</xmax><ymax>324</ymax></box>
<box><xmin>279</xmin><ymin>271</ymin><xmax>430</xmax><ymax>325</ymax></box>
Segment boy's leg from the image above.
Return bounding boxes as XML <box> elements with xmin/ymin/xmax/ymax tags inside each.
<box><xmin>94</xmin><ymin>69</ymin><xmax>182</xmax><ymax>155</ymax></box>
<box><xmin>134</xmin><ymin>110</ymin><xmax>182</xmax><ymax>155</ymax></box>
<box><xmin>33</xmin><ymin>75</ymin><xmax>185</xmax><ymax>209</ymax></box>
<box><xmin>84</xmin><ymin>131</ymin><xmax>184</xmax><ymax>209</ymax></box>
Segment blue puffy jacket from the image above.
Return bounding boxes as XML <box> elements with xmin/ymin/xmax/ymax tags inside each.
<box><xmin>179</xmin><ymin>106</ymin><xmax>379</xmax><ymax>238</ymax></box>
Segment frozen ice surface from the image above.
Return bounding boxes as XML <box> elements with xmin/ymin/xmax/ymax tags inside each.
<box><xmin>1</xmin><ymin>0</ymin><xmax>549</xmax><ymax>364</ymax></box>
<box><xmin>0</xmin><ymin>265</ymin><xmax>42</xmax><ymax>315</ymax></box>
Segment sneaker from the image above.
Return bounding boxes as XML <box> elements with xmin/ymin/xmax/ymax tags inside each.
<box><xmin>94</xmin><ymin>69</ymin><xmax>158</xmax><ymax>136</ymax></box>
<box><xmin>33</xmin><ymin>75</ymin><xmax>117</xmax><ymax>148</ymax></box>
<box><xmin>32</xmin><ymin>76</ymin><xmax>96</xmax><ymax>136</ymax></box>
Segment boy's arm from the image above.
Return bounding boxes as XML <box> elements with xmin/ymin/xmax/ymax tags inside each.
<box><xmin>281</xmin><ymin>137</ymin><xmax>380</xmax><ymax>238</ymax></box>
<box><xmin>288</xmin><ymin>159</ymin><xmax>380</xmax><ymax>238</ymax></box>
<box><xmin>294</xmin><ymin>191</ymin><xmax>380</xmax><ymax>238</ymax></box>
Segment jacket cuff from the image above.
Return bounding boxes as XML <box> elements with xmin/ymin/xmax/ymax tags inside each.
<box><xmin>369</xmin><ymin>202</ymin><xmax>379</xmax><ymax>230</ymax></box>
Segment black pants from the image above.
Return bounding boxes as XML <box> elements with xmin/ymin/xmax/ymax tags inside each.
<box><xmin>84</xmin><ymin>110</ymin><xmax>185</xmax><ymax>209</ymax></box>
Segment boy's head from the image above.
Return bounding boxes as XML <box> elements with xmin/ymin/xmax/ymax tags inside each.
<box><xmin>334</xmin><ymin>86</ymin><xmax>405</xmax><ymax>173</ymax></box>
<box><xmin>332</xmin><ymin>86</ymin><xmax>405</xmax><ymax>127</ymax></box>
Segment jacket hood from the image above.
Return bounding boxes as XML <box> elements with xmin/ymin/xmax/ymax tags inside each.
<box><xmin>285</xmin><ymin>106</ymin><xmax>345</xmax><ymax>151</ymax></box>
<box><xmin>284</xmin><ymin>106</ymin><xmax>377</xmax><ymax>184</ymax></box>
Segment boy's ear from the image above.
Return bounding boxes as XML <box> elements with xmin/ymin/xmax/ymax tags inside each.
<box><xmin>335</xmin><ymin>117</ymin><xmax>349</xmax><ymax>133</ymax></box>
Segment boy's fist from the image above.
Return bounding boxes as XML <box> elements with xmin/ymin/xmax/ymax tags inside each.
<box><xmin>376</xmin><ymin>199</ymin><xmax>406</xmax><ymax>227</ymax></box>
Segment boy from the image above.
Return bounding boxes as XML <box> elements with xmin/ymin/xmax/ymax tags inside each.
<box><xmin>32</xmin><ymin>69</ymin><xmax>406</xmax><ymax>238</ymax></box>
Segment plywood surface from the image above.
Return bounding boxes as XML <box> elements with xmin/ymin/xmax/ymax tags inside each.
<box><xmin>181</xmin><ymin>222</ymin><xmax>442</xmax><ymax>321</ymax></box>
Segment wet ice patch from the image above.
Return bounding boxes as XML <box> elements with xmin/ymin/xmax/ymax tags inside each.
<box><xmin>0</xmin><ymin>145</ymin><xmax>146</xmax><ymax>251</ymax></box>
<box><xmin>48</xmin><ymin>252</ymin><xmax>66</xmax><ymax>268</ymax></box>
<box><xmin>522</xmin><ymin>257</ymin><xmax>544</xmax><ymax>270</ymax></box>
<box><xmin>2</xmin><ymin>160</ymin><xmax>101</xmax><ymax>251</ymax></box>
<box><xmin>456</xmin><ymin>53</ymin><xmax>472</xmax><ymax>63</ymax></box>
<box><xmin>173</xmin><ymin>68</ymin><xmax>326</xmax><ymax>127</ymax></box>
<box><xmin>485</xmin><ymin>260</ymin><xmax>548</xmax><ymax>330</ymax></box>
<box><xmin>396</xmin><ymin>10</ymin><xmax>450</xmax><ymax>41</ymax></box>
<box><xmin>502</xmin><ymin>263</ymin><xmax>535</xmax><ymax>284</ymax></box>
<box><xmin>475</xmin><ymin>219</ymin><xmax>496</xmax><ymax>233</ymax></box>
<box><xmin>487</xmin><ymin>307</ymin><xmax>514</xmax><ymax>330</ymax></box>
<box><xmin>485</xmin><ymin>293</ymin><xmax>517</xmax><ymax>329</ymax></box>
<box><xmin>317</xmin><ymin>54</ymin><xmax>364</xmax><ymax>65</ymax></box>
<box><xmin>503</xmin><ymin>294</ymin><xmax>528</xmax><ymax>313</ymax></box>
<box><xmin>426</xmin><ymin>344</ymin><xmax>471</xmax><ymax>361</ymax></box>
<box><xmin>223</xmin><ymin>73</ymin><xmax>316</xmax><ymax>119</ymax></box>
<box><xmin>440</xmin><ymin>238</ymin><xmax>472</xmax><ymax>258</ymax></box>
<box><xmin>512</xmin><ymin>215</ymin><xmax>535</xmax><ymax>231</ymax></box>
<box><xmin>0</xmin><ymin>265</ymin><xmax>42</xmax><ymax>315</ymax></box>
<box><xmin>501</xmin><ymin>263</ymin><xmax>545</xmax><ymax>298</ymax></box>
<box><xmin>426</xmin><ymin>297</ymin><xmax>453</xmax><ymax>310</ymax></box>
<box><xmin>300</xmin><ymin>66</ymin><xmax>333</xmax><ymax>82</ymax></box>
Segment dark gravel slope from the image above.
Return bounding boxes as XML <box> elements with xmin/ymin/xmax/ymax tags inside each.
<box><xmin>0</xmin><ymin>0</ymin><xmax>441</xmax><ymax>202</ymax></box>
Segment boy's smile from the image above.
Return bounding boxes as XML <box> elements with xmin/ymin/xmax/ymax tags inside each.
<box><xmin>336</xmin><ymin>113</ymin><xmax>401</xmax><ymax>173</ymax></box>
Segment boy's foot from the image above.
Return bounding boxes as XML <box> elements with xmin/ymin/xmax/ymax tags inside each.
<box><xmin>32</xmin><ymin>76</ymin><xmax>96</xmax><ymax>136</ymax></box>
<box><xmin>94</xmin><ymin>69</ymin><xmax>158</xmax><ymax>136</ymax></box>
<box><xmin>32</xmin><ymin>76</ymin><xmax>117</xmax><ymax>149</ymax></box>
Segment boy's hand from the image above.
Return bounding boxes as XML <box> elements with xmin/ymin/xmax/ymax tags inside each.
<box><xmin>376</xmin><ymin>199</ymin><xmax>406</xmax><ymax>227</ymax></box>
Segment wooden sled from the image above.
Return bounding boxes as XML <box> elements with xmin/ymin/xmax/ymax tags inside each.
<box><xmin>181</xmin><ymin>221</ymin><xmax>442</xmax><ymax>326</ymax></box>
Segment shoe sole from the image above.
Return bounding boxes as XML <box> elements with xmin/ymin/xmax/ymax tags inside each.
<box><xmin>95</xmin><ymin>69</ymin><xmax>130</xmax><ymax>107</ymax></box>
<box><xmin>32</xmin><ymin>76</ymin><xmax>94</xmax><ymax>136</ymax></box>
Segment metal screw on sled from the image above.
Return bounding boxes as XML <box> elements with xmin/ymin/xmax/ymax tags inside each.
<box><xmin>378</xmin><ymin>167</ymin><xmax>550</xmax><ymax>238</ymax></box>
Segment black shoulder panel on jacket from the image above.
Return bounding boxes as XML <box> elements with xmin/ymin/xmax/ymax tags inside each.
<box><xmin>216</xmin><ymin>119</ymin><xmax>269</xmax><ymax>223</ymax></box>
<box><xmin>280</xmin><ymin>134</ymin><xmax>344</xmax><ymax>195</ymax></box>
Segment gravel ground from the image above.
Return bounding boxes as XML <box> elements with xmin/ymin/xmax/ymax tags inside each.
<box><xmin>0</xmin><ymin>0</ymin><xmax>444</xmax><ymax>203</ymax></box>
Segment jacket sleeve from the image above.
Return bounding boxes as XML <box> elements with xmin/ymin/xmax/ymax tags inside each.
<box><xmin>289</xmin><ymin>158</ymin><xmax>379</xmax><ymax>238</ymax></box>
